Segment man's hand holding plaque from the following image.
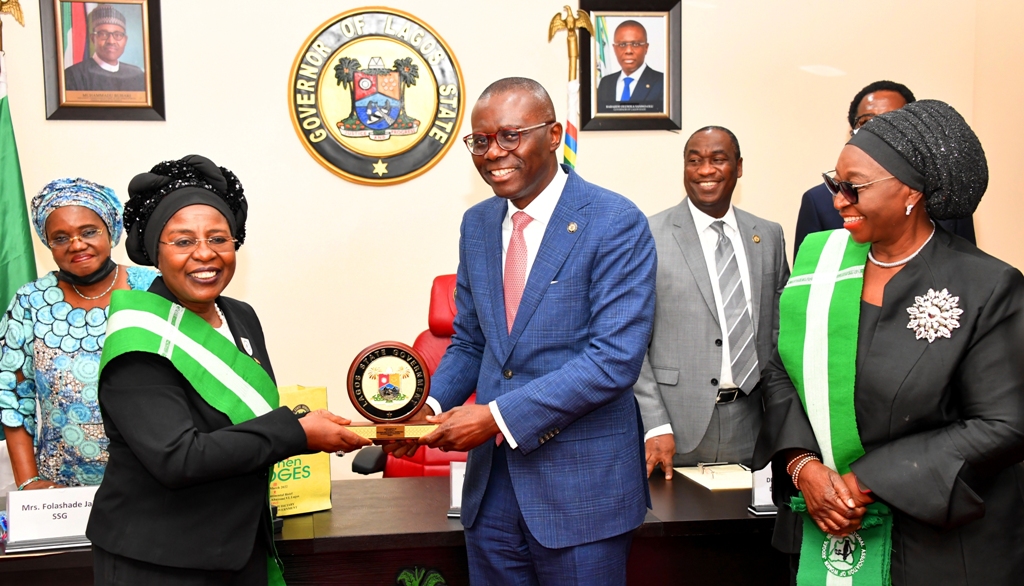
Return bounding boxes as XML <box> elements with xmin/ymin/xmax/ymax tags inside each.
<box><xmin>421</xmin><ymin>405</ymin><xmax>500</xmax><ymax>452</ymax></box>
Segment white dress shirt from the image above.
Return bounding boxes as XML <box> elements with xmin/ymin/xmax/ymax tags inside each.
<box><xmin>93</xmin><ymin>53</ymin><xmax>121</xmax><ymax>72</ymax></box>
<box><xmin>646</xmin><ymin>199</ymin><xmax>753</xmax><ymax>442</ymax></box>
<box><xmin>615</xmin><ymin>62</ymin><xmax>647</xmax><ymax>101</ymax></box>
<box><xmin>426</xmin><ymin>168</ymin><xmax>569</xmax><ymax>450</ymax></box>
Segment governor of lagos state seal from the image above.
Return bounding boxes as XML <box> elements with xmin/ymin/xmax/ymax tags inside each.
<box><xmin>289</xmin><ymin>9</ymin><xmax>465</xmax><ymax>185</ymax></box>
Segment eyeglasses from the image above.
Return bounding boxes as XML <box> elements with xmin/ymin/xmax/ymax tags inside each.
<box><xmin>822</xmin><ymin>171</ymin><xmax>895</xmax><ymax>205</ymax></box>
<box><xmin>853</xmin><ymin>113</ymin><xmax>876</xmax><ymax>129</ymax></box>
<box><xmin>462</xmin><ymin>121</ymin><xmax>555</xmax><ymax>156</ymax></box>
<box><xmin>613</xmin><ymin>42</ymin><xmax>648</xmax><ymax>49</ymax></box>
<box><xmin>48</xmin><ymin>227</ymin><xmax>106</xmax><ymax>249</ymax></box>
<box><xmin>159</xmin><ymin>236</ymin><xmax>237</xmax><ymax>254</ymax></box>
<box><xmin>93</xmin><ymin>31</ymin><xmax>126</xmax><ymax>41</ymax></box>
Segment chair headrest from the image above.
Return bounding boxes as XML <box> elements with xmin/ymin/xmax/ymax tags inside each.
<box><xmin>427</xmin><ymin>274</ymin><xmax>457</xmax><ymax>337</ymax></box>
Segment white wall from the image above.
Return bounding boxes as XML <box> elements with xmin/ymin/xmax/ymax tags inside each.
<box><xmin>3</xmin><ymin>1</ymin><xmax>1017</xmax><ymax>479</ymax></box>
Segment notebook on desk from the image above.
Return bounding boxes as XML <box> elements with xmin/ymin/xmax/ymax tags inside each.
<box><xmin>675</xmin><ymin>464</ymin><xmax>752</xmax><ymax>491</ymax></box>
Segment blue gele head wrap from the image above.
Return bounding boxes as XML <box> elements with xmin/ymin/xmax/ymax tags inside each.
<box><xmin>31</xmin><ymin>178</ymin><xmax>124</xmax><ymax>247</ymax></box>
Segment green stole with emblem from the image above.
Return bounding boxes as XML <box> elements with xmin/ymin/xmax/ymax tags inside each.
<box><xmin>778</xmin><ymin>230</ymin><xmax>893</xmax><ymax>586</ymax></box>
<box><xmin>99</xmin><ymin>289</ymin><xmax>287</xmax><ymax>586</ymax></box>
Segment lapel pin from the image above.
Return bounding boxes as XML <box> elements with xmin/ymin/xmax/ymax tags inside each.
<box><xmin>752</xmin><ymin>235</ymin><xmax>761</xmax><ymax>243</ymax></box>
<box><xmin>567</xmin><ymin>222</ymin><xmax>578</xmax><ymax>233</ymax></box>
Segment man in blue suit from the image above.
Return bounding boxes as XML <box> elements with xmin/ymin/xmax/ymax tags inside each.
<box><xmin>390</xmin><ymin>77</ymin><xmax>656</xmax><ymax>584</ymax></box>
<box><xmin>596</xmin><ymin>20</ymin><xmax>664</xmax><ymax>114</ymax></box>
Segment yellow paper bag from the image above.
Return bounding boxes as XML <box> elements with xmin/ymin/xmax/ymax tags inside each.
<box><xmin>270</xmin><ymin>385</ymin><xmax>332</xmax><ymax>516</ymax></box>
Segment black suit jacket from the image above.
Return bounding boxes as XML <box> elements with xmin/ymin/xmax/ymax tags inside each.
<box><xmin>793</xmin><ymin>182</ymin><xmax>977</xmax><ymax>257</ymax></box>
<box><xmin>596</xmin><ymin>66</ymin><xmax>664</xmax><ymax>113</ymax></box>
<box><xmin>87</xmin><ymin>277</ymin><xmax>307</xmax><ymax>571</ymax></box>
<box><xmin>753</xmin><ymin>227</ymin><xmax>1024</xmax><ymax>585</ymax></box>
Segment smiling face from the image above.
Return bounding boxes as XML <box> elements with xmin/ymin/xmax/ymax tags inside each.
<box><xmin>683</xmin><ymin>129</ymin><xmax>742</xmax><ymax>219</ymax></box>
<box><xmin>44</xmin><ymin>206</ymin><xmax>112</xmax><ymax>277</ymax></box>
<box><xmin>613</xmin><ymin>24</ymin><xmax>649</xmax><ymax>76</ymax></box>
<box><xmin>156</xmin><ymin>205</ymin><xmax>235</xmax><ymax>313</ymax></box>
<box><xmin>470</xmin><ymin>90</ymin><xmax>562</xmax><ymax>209</ymax></box>
<box><xmin>833</xmin><ymin>144</ymin><xmax>920</xmax><ymax>245</ymax></box>
<box><xmin>93</xmin><ymin>23</ymin><xmax>127</xmax><ymax>66</ymax></box>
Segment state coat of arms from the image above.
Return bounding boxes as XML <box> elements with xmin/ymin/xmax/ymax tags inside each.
<box><xmin>289</xmin><ymin>9</ymin><xmax>464</xmax><ymax>185</ymax></box>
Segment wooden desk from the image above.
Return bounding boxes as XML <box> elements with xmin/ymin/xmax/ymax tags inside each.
<box><xmin>1</xmin><ymin>474</ymin><xmax>788</xmax><ymax>585</ymax></box>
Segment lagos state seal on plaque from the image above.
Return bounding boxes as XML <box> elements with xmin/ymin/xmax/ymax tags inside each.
<box><xmin>289</xmin><ymin>8</ymin><xmax>465</xmax><ymax>185</ymax></box>
<box><xmin>347</xmin><ymin>342</ymin><xmax>437</xmax><ymax>442</ymax></box>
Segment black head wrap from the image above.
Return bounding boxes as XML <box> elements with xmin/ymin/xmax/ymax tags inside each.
<box><xmin>123</xmin><ymin>155</ymin><xmax>248</xmax><ymax>266</ymax></box>
<box><xmin>847</xmin><ymin>99</ymin><xmax>987</xmax><ymax>220</ymax></box>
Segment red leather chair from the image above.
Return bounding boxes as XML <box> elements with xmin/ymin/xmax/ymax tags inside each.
<box><xmin>351</xmin><ymin>275</ymin><xmax>475</xmax><ymax>477</ymax></box>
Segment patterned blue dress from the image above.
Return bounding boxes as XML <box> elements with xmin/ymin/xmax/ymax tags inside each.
<box><xmin>0</xmin><ymin>268</ymin><xmax>157</xmax><ymax>486</ymax></box>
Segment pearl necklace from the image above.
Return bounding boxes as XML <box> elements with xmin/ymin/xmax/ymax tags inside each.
<box><xmin>868</xmin><ymin>223</ymin><xmax>935</xmax><ymax>269</ymax></box>
<box><xmin>72</xmin><ymin>265</ymin><xmax>119</xmax><ymax>300</ymax></box>
<box><xmin>215</xmin><ymin>303</ymin><xmax>227</xmax><ymax>327</ymax></box>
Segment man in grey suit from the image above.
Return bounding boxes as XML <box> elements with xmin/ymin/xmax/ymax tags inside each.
<box><xmin>634</xmin><ymin>126</ymin><xmax>790</xmax><ymax>477</ymax></box>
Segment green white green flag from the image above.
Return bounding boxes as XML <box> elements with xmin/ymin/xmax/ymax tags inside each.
<box><xmin>0</xmin><ymin>52</ymin><xmax>38</xmax><ymax>310</ymax></box>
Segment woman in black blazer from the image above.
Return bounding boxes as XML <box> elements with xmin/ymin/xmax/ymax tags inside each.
<box><xmin>754</xmin><ymin>101</ymin><xmax>1024</xmax><ymax>585</ymax></box>
<box><xmin>87</xmin><ymin>155</ymin><xmax>370</xmax><ymax>585</ymax></box>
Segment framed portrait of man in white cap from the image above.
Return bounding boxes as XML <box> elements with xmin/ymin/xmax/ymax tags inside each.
<box><xmin>40</xmin><ymin>0</ymin><xmax>165</xmax><ymax>120</ymax></box>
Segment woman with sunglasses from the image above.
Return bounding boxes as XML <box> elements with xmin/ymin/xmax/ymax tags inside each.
<box><xmin>753</xmin><ymin>100</ymin><xmax>1024</xmax><ymax>585</ymax></box>
<box><xmin>1</xmin><ymin>179</ymin><xmax>156</xmax><ymax>491</ymax></box>
<box><xmin>85</xmin><ymin>155</ymin><xmax>369</xmax><ymax>585</ymax></box>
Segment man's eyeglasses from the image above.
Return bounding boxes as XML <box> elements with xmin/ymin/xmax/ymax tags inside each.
<box><xmin>822</xmin><ymin>171</ymin><xmax>895</xmax><ymax>205</ymax></box>
<box><xmin>48</xmin><ymin>228</ymin><xmax>106</xmax><ymax>249</ymax></box>
<box><xmin>462</xmin><ymin>121</ymin><xmax>555</xmax><ymax>156</ymax></box>
<box><xmin>159</xmin><ymin>236</ymin><xmax>238</xmax><ymax>254</ymax></box>
<box><xmin>613</xmin><ymin>42</ymin><xmax>648</xmax><ymax>49</ymax></box>
<box><xmin>93</xmin><ymin>31</ymin><xmax>126</xmax><ymax>41</ymax></box>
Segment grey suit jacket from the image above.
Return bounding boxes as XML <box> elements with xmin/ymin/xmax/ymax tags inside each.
<box><xmin>634</xmin><ymin>201</ymin><xmax>790</xmax><ymax>454</ymax></box>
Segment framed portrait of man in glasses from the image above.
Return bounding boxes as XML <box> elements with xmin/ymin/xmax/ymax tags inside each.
<box><xmin>579</xmin><ymin>1</ymin><xmax>681</xmax><ymax>131</ymax></box>
<box><xmin>39</xmin><ymin>0</ymin><xmax>165</xmax><ymax>120</ymax></box>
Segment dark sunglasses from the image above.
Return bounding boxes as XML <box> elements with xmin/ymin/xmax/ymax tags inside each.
<box><xmin>822</xmin><ymin>170</ymin><xmax>895</xmax><ymax>205</ymax></box>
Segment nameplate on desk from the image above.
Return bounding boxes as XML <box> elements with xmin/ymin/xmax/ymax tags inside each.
<box><xmin>748</xmin><ymin>464</ymin><xmax>778</xmax><ymax>516</ymax></box>
<box><xmin>5</xmin><ymin>485</ymin><xmax>98</xmax><ymax>553</ymax></box>
<box><xmin>447</xmin><ymin>461</ymin><xmax>466</xmax><ymax>518</ymax></box>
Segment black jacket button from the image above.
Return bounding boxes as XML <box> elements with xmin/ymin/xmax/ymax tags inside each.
<box><xmin>715</xmin><ymin>339</ymin><xmax>722</xmax><ymax>347</ymax></box>
<box><xmin>711</xmin><ymin>378</ymin><xmax>718</xmax><ymax>386</ymax></box>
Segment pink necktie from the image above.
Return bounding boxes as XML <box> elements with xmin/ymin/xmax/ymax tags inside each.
<box><xmin>504</xmin><ymin>211</ymin><xmax>533</xmax><ymax>333</ymax></box>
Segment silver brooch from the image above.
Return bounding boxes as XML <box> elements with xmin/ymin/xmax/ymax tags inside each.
<box><xmin>906</xmin><ymin>288</ymin><xmax>963</xmax><ymax>343</ymax></box>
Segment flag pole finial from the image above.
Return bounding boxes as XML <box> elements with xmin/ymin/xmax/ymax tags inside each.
<box><xmin>548</xmin><ymin>5</ymin><xmax>595</xmax><ymax>82</ymax></box>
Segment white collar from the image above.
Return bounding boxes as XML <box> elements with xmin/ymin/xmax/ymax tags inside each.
<box><xmin>92</xmin><ymin>53</ymin><xmax>120</xmax><ymax>73</ymax></box>
<box><xmin>687</xmin><ymin>197</ymin><xmax>738</xmax><ymax>234</ymax></box>
<box><xmin>505</xmin><ymin>165</ymin><xmax>568</xmax><ymax>225</ymax></box>
<box><xmin>620</xmin><ymin>62</ymin><xmax>647</xmax><ymax>82</ymax></box>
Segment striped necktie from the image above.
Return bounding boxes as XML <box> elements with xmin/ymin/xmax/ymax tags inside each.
<box><xmin>711</xmin><ymin>221</ymin><xmax>759</xmax><ymax>392</ymax></box>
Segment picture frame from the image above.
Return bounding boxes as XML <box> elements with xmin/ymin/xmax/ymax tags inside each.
<box><xmin>39</xmin><ymin>0</ymin><xmax>165</xmax><ymax>120</ymax></box>
<box><xmin>580</xmin><ymin>0</ymin><xmax>681</xmax><ymax>131</ymax></box>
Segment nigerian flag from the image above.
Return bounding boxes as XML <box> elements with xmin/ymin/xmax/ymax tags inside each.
<box><xmin>0</xmin><ymin>52</ymin><xmax>38</xmax><ymax>307</ymax></box>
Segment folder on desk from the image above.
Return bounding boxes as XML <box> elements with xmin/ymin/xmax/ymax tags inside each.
<box><xmin>447</xmin><ymin>462</ymin><xmax>466</xmax><ymax>518</ymax></box>
<box><xmin>675</xmin><ymin>464</ymin><xmax>752</xmax><ymax>491</ymax></box>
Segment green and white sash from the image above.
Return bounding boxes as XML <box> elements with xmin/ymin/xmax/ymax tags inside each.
<box><xmin>778</xmin><ymin>230</ymin><xmax>892</xmax><ymax>586</ymax></box>
<box><xmin>100</xmin><ymin>289</ymin><xmax>286</xmax><ymax>586</ymax></box>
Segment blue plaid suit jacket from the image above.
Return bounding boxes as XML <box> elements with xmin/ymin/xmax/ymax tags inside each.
<box><xmin>430</xmin><ymin>167</ymin><xmax>656</xmax><ymax>549</ymax></box>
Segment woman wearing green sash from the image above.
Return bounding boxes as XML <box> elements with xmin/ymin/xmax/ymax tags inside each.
<box><xmin>86</xmin><ymin>155</ymin><xmax>371</xmax><ymax>585</ymax></box>
<box><xmin>754</xmin><ymin>100</ymin><xmax>1024</xmax><ymax>585</ymax></box>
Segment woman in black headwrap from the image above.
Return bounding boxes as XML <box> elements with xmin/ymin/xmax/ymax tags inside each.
<box><xmin>86</xmin><ymin>155</ymin><xmax>370</xmax><ymax>585</ymax></box>
<box><xmin>753</xmin><ymin>101</ymin><xmax>1024</xmax><ymax>585</ymax></box>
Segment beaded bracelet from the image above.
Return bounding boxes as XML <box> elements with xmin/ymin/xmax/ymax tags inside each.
<box><xmin>791</xmin><ymin>455</ymin><xmax>820</xmax><ymax>491</ymax></box>
<box><xmin>16</xmin><ymin>475</ymin><xmax>43</xmax><ymax>491</ymax></box>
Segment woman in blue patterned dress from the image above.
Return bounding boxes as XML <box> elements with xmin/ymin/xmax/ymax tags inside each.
<box><xmin>0</xmin><ymin>179</ymin><xmax>155</xmax><ymax>490</ymax></box>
